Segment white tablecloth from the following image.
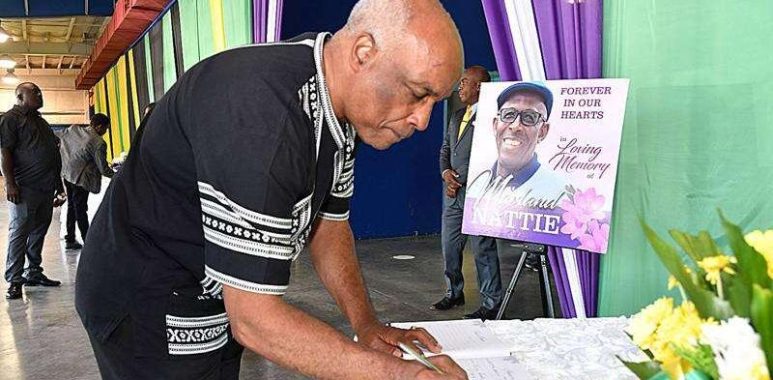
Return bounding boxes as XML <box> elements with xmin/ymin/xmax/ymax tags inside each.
<box><xmin>486</xmin><ymin>317</ymin><xmax>646</xmax><ymax>380</ymax></box>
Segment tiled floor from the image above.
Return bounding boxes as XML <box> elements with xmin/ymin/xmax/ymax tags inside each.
<box><xmin>0</xmin><ymin>191</ymin><xmax>554</xmax><ymax>379</ymax></box>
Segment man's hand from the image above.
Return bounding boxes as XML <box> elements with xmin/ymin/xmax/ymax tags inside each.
<box><xmin>357</xmin><ymin>321</ymin><xmax>442</xmax><ymax>357</ymax></box>
<box><xmin>445</xmin><ymin>185</ymin><xmax>457</xmax><ymax>198</ymax></box>
<box><xmin>5</xmin><ymin>182</ymin><xmax>20</xmax><ymax>204</ymax></box>
<box><xmin>398</xmin><ymin>355</ymin><xmax>468</xmax><ymax>380</ymax></box>
<box><xmin>442</xmin><ymin>169</ymin><xmax>462</xmax><ymax>191</ymax></box>
<box><xmin>52</xmin><ymin>193</ymin><xmax>66</xmax><ymax>207</ymax></box>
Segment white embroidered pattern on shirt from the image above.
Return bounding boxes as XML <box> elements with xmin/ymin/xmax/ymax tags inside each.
<box><xmin>166</xmin><ymin>313</ymin><xmax>230</xmax><ymax>355</ymax></box>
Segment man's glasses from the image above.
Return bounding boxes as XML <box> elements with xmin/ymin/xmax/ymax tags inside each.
<box><xmin>497</xmin><ymin>108</ymin><xmax>545</xmax><ymax>127</ymax></box>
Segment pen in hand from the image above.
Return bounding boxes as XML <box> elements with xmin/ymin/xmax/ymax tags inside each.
<box><xmin>398</xmin><ymin>342</ymin><xmax>444</xmax><ymax>375</ymax></box>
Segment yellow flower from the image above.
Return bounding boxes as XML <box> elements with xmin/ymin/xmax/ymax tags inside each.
<box><xmin>652</xmin><ymin>302</ymin><xmax>705</xmax><ymax>379</ymax></box>
<box><xmin>697</xmin><ymin>255</ymin><xmax>737</xmax><ymax>285</ymax></box>
<box><xmin>745</xmin><ymin>230</ymin><xmax>773</xmax><ymax>279</ymax></box>
<box><xmin>668</xmin><ymin>275</ymin><xmax>679</xmax><ymax>290</ymax></box>
<box><xmin>628</xmin><ymin>297</ymin><xmax>673</xmax><ymax>351</ymax></box>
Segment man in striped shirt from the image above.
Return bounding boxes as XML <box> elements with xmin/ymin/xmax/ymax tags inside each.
<box><xmin>76</xmin><ymin>0</ymin><xmax>467</xmax><ymax>379</ymax></box>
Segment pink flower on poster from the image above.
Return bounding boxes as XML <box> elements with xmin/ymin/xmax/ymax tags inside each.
<box><xmin>578</xmin><ymin>220</ymin><xmax>610</xmax><ymax>252</ymax></box>
<box><xmin>560</xmin><ymin>187</ymin><xmax>606</xmax><ymax>226</ymax></box>
<box><xmin>560</xmin><ymin>211</ymin><xmax>587</xmax><ymax>240</ymax></box>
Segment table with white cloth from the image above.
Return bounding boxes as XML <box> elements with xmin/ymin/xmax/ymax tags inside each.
<box><xmin>395</xmin><ymin>317</ymin><xmax>647</xmax><ymax>379</ymax></box>
<box><xmin>481</xmin><ymin>317</ymin><xmax>646</xmax><ymax>379</ymax></box>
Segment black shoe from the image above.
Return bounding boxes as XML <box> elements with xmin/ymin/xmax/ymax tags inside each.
<box><xmin>463</xmin><ymin>306</ymin><xmax>499</xmax><ymax>320</ymax></box>
<box><xmin>6</xmin><ymin>283</ymin><xmax>23</xmax><ymax>299</ymax></box>
<box><xmin>65</xmin><ymin>241</ymin><xmax>83</xmax><ymax>250</ymax></box>
<box><xmin>24</xmin><ymin>274</ymin><xmax>61</xmax><ymax>287</ymax></box>
<box><xmin>430</xmin><ymin>295</ymin><xmax>465</xmax><ymax>310</ymax></box>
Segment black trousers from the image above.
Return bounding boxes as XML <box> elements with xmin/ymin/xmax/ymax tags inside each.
<box><xmin>87</xmin><ymin>318</ymin><xmax>244</xmax><ymax>380</ymax></box>
<box><xmin>64</xmin><ymin>180</ymin><xmax>89</xmax><ymax>243</ymax></box>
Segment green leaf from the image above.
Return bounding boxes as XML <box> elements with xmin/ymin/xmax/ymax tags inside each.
<box><xmin>618</xmin><ymin>358</ymin><xmax>662</xmax><ymax>380</ymax></box>
<box><xmin>673</xmin><ymin>344</ymin><xmax>719</xmax><ymax>380</ymax></box>
<box><xmin>669</xmin><ymin>230</ymin><xmax>720</xmax><ymax>263</ymax></box>
<box><xmin>750</xmin><ymin>285</ymin><xmax>773</xmax><ymax>375</ymax></box>
<box><xmin>625</xmin><ymin>332</ymin><xmax>655</xmax><ymax>360</ymax></box>
<box><xmin>725</xmin><ymin>278</ymin><xmax>752</xmax><ymax>317</ymax></box>
<box><xmin>642</xmin><ymin>221</ymin><xmax>735</xmax><ymax>320</ymax></box>
<box><xmin>719</xmin><ymin>211</ymin><xmax>771</xmax><ymax>288</ymax></box>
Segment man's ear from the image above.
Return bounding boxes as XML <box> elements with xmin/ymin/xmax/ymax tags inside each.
<box><xmin>350</xmin><ymin>33</ymin><xmax>378</xmax><ymax>72</ymax></box>
<box><xmin>538</xmin><ymin>123</ymin><xmax>550</xmax><ymax>142</ymax></box>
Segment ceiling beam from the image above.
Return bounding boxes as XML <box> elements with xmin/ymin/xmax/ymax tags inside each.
<box><xmin>21</xmin><ymin>20</ymin><xmax>28</xmax><ymax>41</ymax></box>
<box><xmin>25</xmin><ymin>54</ymin><xmax>30</xmax><ymax>74</ymax></box>
<box><xmin>65</xmin><ymin>18</ymin><xmax>76</xmax><ymax>41</ymax></box>
<box><xmin>69</xmin><ymin>56</ymin><xmax>76</xmax><ymax>69</ymax></box>
<box><xmin>42</xmin><ymin>55</ymin><xmax>46</xmax><ymax>69</ymax></box>
<box><xmin>24</xmin><ymin>0</ymin><xmax>29</xmax><ymax>16</ymax></box>
<box><xmin>0</xmin><ymin>41</ymin><xmax>92</xmax><ymax>56</ymax></box>
<box><xmin>57</xmin><ymin>56</ymin><xmax>65</xmax><ymax>73</ymax></box>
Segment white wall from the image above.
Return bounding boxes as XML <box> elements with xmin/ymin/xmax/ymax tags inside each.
<box><xmin>0</xmin><ymin>69</ymin><xmax>88</xmax><ymax>125</ymax></box>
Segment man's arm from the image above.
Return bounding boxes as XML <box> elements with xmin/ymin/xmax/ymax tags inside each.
<box><xmin>440</xmin><ymin>113</ymin><xmax>462</xmax><ymax>195</ymax></box>
<box><xmin>0</xmin><ymin>115</ymin><xmax>20</xmax><ymax>203</ymax></box>
<box><xmin>1</xmin><ymin>148</ymin><xmax>19</xmax><ymax>203</ymax></box>
<box><xmin>308</xmin><ymin>218</ymin><xmax>443</xmax><ymax>355</ymax></box>
<box><xmin>93</xmin><ymin>142</ymin><xmax>114</xmax><ymax>178</ymax></box>
<box><xmin>439</xmin><ymin>116</ymin><xmax>452</xmax><ymax>177</ymax></box>
<box><xmin>223</xmin><ymin>287</ymin><xmax>465</xmax><ymax>379</ymax></box>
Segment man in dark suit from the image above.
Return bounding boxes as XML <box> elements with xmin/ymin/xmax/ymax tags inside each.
<box><xmin>432</xmin><ymin>66</ymin><xmax>502</xmax><ymax>320</ymax></box>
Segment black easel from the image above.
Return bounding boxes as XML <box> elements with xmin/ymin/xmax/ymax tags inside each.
<box><xmin>495</xmin><ymin>242</ymin><xmax>555</xmax><ymax>320</ymax></box>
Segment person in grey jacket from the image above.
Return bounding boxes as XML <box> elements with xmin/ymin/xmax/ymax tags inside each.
<box><xmin>433</xmin><ymin>66</ymin><xmax>503</xmax><ymax>320</ymax></box>
<box><xmin>57</xmin><ymin>113</ymin><xmax>113</xmax><ymax>250</ymax></box>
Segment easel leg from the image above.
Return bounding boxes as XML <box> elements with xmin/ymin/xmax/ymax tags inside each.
<box><xmin>540</xmin><ymin>254</ymin><xmax>555</xmax><ymax>318</ymax></box>
<box><xmin>495</xmin><ymin>252</ymin><xmax>527</xmax><ymax>320</ymax></box>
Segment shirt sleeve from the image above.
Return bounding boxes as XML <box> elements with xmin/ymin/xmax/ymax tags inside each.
<box><xmin>194</xmin><ymin>110</ymin><xmax>313</xmax><ymax>296</ymax></box>
<box><xmin>0</xmin><ymin>114</ymin><xmax>18</xmax><ymax>150</ymax></box>
<box><xmin>93</xmin><ymin>141</ymin><xmax>114</xmax><ymax>178</ymax></box>
<box><xmin>319</xmin><ymin>136</ymin><xmax>355</xmax><ymax>222</ymax></box>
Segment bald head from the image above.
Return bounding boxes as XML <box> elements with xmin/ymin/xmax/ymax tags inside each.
<box><xmin>459</xmin><ymin>66</ymin><xmax>490</xmax><ymax>106</ymax></box>
<box><xmin>325</xmin><ymin>0</ymin><xmax>464</xmax><ymax>150</ymax></box>
<box><xmin>15</xmin><ymin>82</ymin><xmax>43</xmax><ymax>110</ymax></box>
<box><xmin>344</xmin><ymin>0</ymin><xmax>460</xmax><ymax>56</ymax></box>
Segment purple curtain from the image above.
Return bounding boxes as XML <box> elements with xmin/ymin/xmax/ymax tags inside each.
<box><xmin>481</xmin><ymin>1</ymin><xmax>522</xmax><ymax>81</ymax></box>
<box><xmin>253</xmin><ymin>0</ymin><xmax>284</xmax><ymax>43</ymax></box>
<box><xmin>481</xmin><ymin>0</ymin><xmax>603</xmax><ymax>318</ymax></box>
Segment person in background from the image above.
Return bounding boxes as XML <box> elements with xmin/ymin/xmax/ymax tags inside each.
<box><xmin>1</xmin><ymin>82</ymin><xmax>65</xmax><ymax>300</ymax></box>
<box><xmin>75</xmin><ymin>0</ymin><xmax>468</xmax><ymax>379</ymax></box>
<box><xmin>433</xmin><ymin>66</ymin><xmax>503</xmax><ymax>320</ymax></box>
<box><xmin>57</xmin><ymin>113</ymin><xmax>114</xmax><ymax>250</ymax></box>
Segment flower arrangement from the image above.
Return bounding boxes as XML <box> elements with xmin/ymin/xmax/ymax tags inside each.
<box><xmin>621</xmin><ymin>213</ymin><xmax>772</xmax><ymax>380</ymax></box>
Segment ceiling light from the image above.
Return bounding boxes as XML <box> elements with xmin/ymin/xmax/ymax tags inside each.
<box><xmin>0</xmin><ymin>55</ymin><xmax>16</xmax><ymax>69</ymax></box>
<box><xmin>0</xmin><ymin>27</ymin><xmax>9</xmax><ymax>43</ymax></box>
<box><xmin>2</xmin><ymin>69</ymin><xmax>19</xmax><ymax>85</ymax></box>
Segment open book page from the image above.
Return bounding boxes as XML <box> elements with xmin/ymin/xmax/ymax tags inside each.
<box><xmin>390</xmin><ymin>319</ymin><xmax>512</xmax><ymax>360</ymax></box>
<box><xmin>456</xmin><ymin>357</ymin><xmax>535</xmax><ymax>380</ymax></box>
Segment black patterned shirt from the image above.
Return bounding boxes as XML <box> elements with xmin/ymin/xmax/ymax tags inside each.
<box><xmin>75</xmin><ymin>32</ymin><xmax>355</xmax><ymax>357</ymax></box>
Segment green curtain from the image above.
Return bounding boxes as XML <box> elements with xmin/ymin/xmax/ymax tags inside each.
<box><xmin>179</xmin><ymin>0</ymin><xmax>201</xmax><ymax>71</ymax></box>
<box><xmin>195</xmin><ymin>0</ymin><xmax>218</xmax><ymax>60</ymax></box>
<box><xmin>599</xmin><ymin>0</ymin><xmax>773</xmax><ymax>316</ymax></box>
<box><xmin>223</xmin><ymin>0</ymin><xmax>253</xmax><ymax>48</ymax></box>
<box><xmin>162</xmin><ymin>11</ymin><xmax>177</xmax><ymax>92</ymax></box>
<box><xmin>143</xmin><ymin>35</ymin><xmax>155</xmax><ymax>103</ymax></box>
